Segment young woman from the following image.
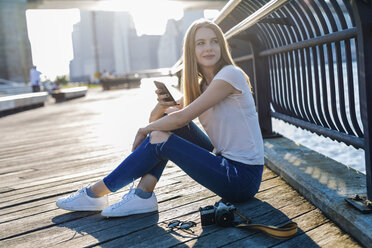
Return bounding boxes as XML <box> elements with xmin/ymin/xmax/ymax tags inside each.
<box><xmin>56</xmin><ymin>19</ymin><xmax>264</xmax><ymax>217</ymax></box>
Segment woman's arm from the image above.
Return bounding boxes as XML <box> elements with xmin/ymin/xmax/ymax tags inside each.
<box><xmin>149</xmin><ymin>103</ymin><xmax>168</xmax><ymax>123</ymax></box>
<box><xmin>133</xmin><ymin>79</ymin><xmax>235</xmax><ymax>150</ymax></box>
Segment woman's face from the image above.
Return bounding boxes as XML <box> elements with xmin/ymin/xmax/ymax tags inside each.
<box><xmin>194</xmin><ymin>27</ymin><xmax>221</xmax><ymax>70</ymax></box>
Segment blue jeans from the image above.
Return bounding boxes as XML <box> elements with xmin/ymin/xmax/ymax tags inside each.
<box><xmin>103</xmin><ymin>122</ymin><xmax>263</xmax><ymax>203</ymax></box>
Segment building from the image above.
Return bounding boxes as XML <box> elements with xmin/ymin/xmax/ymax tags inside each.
<box><xmin>70</xmin><ymin>11</ymin><xmax>136</xmax><ymax>81</ymax></box>
<box><xmin>0</xmin><ymin>0</ymin><xmax>32</xmax><ymax>83</ymax></box>
<box><xmin>157</xmin><ymin>10</ymin><xmax>204</xmax><ymax>68</ymax></box>
<box><xmin>69</xmin><ymin>11</ymin><xmax>134</xmax><ymax>82</ymax></box>
<box><xmin>129</xmin><ymin>34</ymin><xmax>160</xmax><ymax>72</ymax></box>
<box><xmin>69</xmin><ymin>9</ymin><xmax>204</xmax><ymax>82</ymax></box>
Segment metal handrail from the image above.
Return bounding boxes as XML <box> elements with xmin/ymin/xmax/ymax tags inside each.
<box><xmin>233</xmin><ymin>27</ymin><xmax>357</xmax><ymax>62</ymax></box>
<box><xmin>233</xmin><ymin>54</ymin><xmax>254</xmax><ymax>63</ymax></box>
<box><xmin>213</xmin><ymin>0</ymin><xmax>242</xmax><ymax>24</ymax></box>
<box><xmin>170</xmin><ymin>0</ymin><xmax>290</xmax><ymax>75</ymax></box>
<box><xmin>224</xmin><ymin>0</ymin><xmax>290</xmax><ymax>40</ymax></box>
<box><xmin>167</xmin><ymin>0</ymin><xmax>372</xmax><ymax>209</ymax></box>
<box><xmin>215</xmin><ymin>0</ymin><xmax>372</xmax><ymax>212</ymax></box>
<box><xmin>259</xmin><ymin>27</ymin><xmax>357</xmax><ymax>56</ymax></box>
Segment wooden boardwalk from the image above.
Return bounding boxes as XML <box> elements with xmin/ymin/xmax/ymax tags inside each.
<box><xmin>0</xmin><ymin>84</ymin><xmax>362</xmax><ymax>247</ymax></box>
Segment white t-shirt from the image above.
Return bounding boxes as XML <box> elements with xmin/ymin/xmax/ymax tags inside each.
<box><xmin>198</xmin><ymin>65</ymin><xmax>264</xmax><ymax>165</ymax></box>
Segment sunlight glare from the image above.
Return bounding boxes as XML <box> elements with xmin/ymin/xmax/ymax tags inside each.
<box><xmin>26</xmin><ymin>9</ymin><xmax>80</xmax><ymax>81</ymax></box>
<box><xmin>204</xmin><ymin>9</ymin><xmax>220</xmax><ymax>20</ymax></box>
<box><xmin>26</xmin><ymin>1</ymin><xmax>185</xmax><ymax>80</ymax></box>
<box><xmin>92</xmin><ymin>0</ymin><xmax>184</xmax><ymax>35</ymax></box>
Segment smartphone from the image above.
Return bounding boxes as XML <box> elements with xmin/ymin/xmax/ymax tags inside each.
<box><xmin>154</xmin><ymin>81</ymin><xmax>178</xmax><ymax>105</ymax></box>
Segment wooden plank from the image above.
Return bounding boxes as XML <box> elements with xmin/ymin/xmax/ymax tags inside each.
<box><xmin>0</xmin><ymin>164</ymin><xmax>276</xmax><ymax>210</ymax></box>
<box><xmin>0</xmin><ymin>166</ymin><xmax>183</xmax><ymax>208</ymax></box>
<box><xmin>0</xmin><ymin>172</ymin><xmax>186</xmax><ymax>222</ymax></box>
<box><xmin>0</xmin><ymin>171</ymin><xmax>279</xmax><ymax>246</ymax></box>
<box><xmin>272</xmin><ymin>221</ymin><xmax>361</xmax><ymax>248</ymax></box>
<box><xmin>92</xmin><ymin>179</ymin><xmax>305</xmax><ymax>247</ymax></box>
<box><xmin>40</xmin><ymin>179</ymin><xmax>287</xmax><ymax>247</ymax></box>
<box><xmin>52</xmin><ymin>195</ymin><xmax>220</xmax><ymax>248</ymax></box>
<box><xmin>0</xmin><ymin>180</ymin><xmax>216</xmax><ymax>246</ymax></box>
<box><xmin>0</xmin><ymin>170</ymin><xmax>199</xmax><ymax>233</ymax></box>
<box><xmin>0</xmin><ymin>169</ymin><xmax>185</xmax><ymax>223</ymax></box>
<box><xmin>177</xmin><ymin>198</ymin><xmax>317</xmax><ymax>247</ymax></box>
<box><xmin>0</xmin><ymin>87</ymin><xmax>360</xmax><ymax>247</ymax></box>
<box><xmin>222</xmin><ymin>209</ymin><xmax>330</xmax><ymax>247</ymax></box>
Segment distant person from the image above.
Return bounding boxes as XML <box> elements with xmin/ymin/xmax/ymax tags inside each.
<box><xmin>30</xmin><ymin>66</ymin><xmax>42</xmax><ymax>92</ymax></box>
<box><xmin>56</xmin><ymin>19</ymin><xmax>264</xmax><ymax>217</ymax></box>
<box><xmin>102</xmin><ymin>69</ymin><xmax>109</xmax><ymax>78</ymax></box>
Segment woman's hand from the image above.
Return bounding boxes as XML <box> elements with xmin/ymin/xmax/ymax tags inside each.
<box><xmin>155</xmin><ymin>89</ymin><xmax>178</xmax><ymax>108</ymax></box>
<box><xmin>132</xmin><ymin>128</ymin><xmax>149</xmax><ymax>152</ymax></box>
<box><xmin>149</xmin><ymin>90</ymin><xmax>181</xmax><ymax>122</ymax></box>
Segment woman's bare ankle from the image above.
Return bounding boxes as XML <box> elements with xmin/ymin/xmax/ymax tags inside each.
<box><xmin>91</xmin><ymin>180</ymin><xmax>111</xmax><ymax>197</ymax></box>
<box><xmin>137</xmin><ymin>174</ymin><xmax>158</xmax><ymax>192</ymax></box>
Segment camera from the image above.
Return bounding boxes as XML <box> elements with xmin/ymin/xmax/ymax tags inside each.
<box><xmin>199</xmin><ymin>201</ymin><xmax>236</xmax><ymax>227</ymax></box>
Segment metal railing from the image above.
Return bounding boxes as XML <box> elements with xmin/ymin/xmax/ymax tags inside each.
<box><xmin>172</xmin><ymin>0</ymin><xmax>372</xmax><ymax>209</ymax></box>
<box><xmin>212</xmin><ymin>0</ymin><xmax>372</xmax><ymax>210</ymax></box>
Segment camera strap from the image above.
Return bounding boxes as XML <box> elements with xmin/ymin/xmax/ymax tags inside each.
<box><xmin>232</xmin><ymin>209</ymin><xmax>298</xmax><ymax>239</ymax></box>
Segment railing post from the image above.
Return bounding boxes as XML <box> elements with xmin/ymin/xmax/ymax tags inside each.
<box><xmin>248</xmin><ymin>36</ymin><xmax>276</xmax><ymax>138</ymax></box>
<box><xmin>354</xmin><ymin>0</ymin><xmax>372</xmax><ymax>200</ymax></box>
<box><xmin>345</xmin><ymin>0</ymin><xmax>372</xmax><ymax>212</ymax></box>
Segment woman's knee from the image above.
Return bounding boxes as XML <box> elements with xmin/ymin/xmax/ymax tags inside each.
<box><xmin>150</xmin><ymin>131</ymin><xmax>171</xmax><ymax>144</ymax></box>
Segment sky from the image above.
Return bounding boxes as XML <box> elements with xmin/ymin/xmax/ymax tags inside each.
<box><xmin>25</xmin><ymin>0</ymin><xmax>218</xmax><ymax>81</ymax></box>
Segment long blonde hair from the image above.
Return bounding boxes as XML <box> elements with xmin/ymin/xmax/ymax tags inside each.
<box><xmin>182</xmin><ymin>19</ymin><xmax>252</xmax><ymax>106</ymax></box>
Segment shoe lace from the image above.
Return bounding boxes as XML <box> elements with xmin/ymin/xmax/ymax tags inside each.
<box><xmin>64</xmin><ymin>187</ymin><xmax>86</xmax><ymax>202</ymax></box>
<box><xmin>112</xmin><ymin>181</ymin><xmax>135</xmax><ymax>209</ymax></box>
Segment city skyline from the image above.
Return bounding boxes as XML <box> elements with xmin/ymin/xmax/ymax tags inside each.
<box><xmin>68</xmin><ymin>9</ymin><xmax>206</xmax><ymax>82</ymax></box>
<box><xmin>26</xmin><ymin>8</ymin><xmax>218</xmax><ymax>82</ymax></box>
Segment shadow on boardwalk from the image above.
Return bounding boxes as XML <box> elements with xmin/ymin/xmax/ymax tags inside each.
<box><xmin>50</xmin><ymin>199</ymin><xmax>318</xmax><ymax>247</ymax></box>
<box><xmin>0</xmin><ymin>86</ymin><xmax>361</xmax><ymax>247</ymax></box>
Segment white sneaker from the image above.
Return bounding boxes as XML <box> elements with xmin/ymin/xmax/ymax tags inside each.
<box><xmin>101</xmin><ymin>188</ymin><xmax>158</xmax><ymax>217</ymax></box>
<box><xmin>56</xmin><ymin>186</ymin><xmax>109</xmax><ymax>211</ymax></box>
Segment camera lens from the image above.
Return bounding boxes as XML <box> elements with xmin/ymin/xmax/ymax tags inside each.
<box><xmin>216</xmin><ymin>210</ymin><xmax>234</xmax><ymax>227</ymax></box>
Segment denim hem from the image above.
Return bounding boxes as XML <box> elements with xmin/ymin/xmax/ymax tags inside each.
<box><xmin>102</xmin><ymin>177</ymin><xmax>116</xmax><ymax>193</ymax></box>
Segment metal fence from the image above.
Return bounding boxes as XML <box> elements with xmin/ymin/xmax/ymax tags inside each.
<box><xmin>205</xmin><ymin>0</ymin><xmax>372</xmax><ymax>210</ymax></box>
